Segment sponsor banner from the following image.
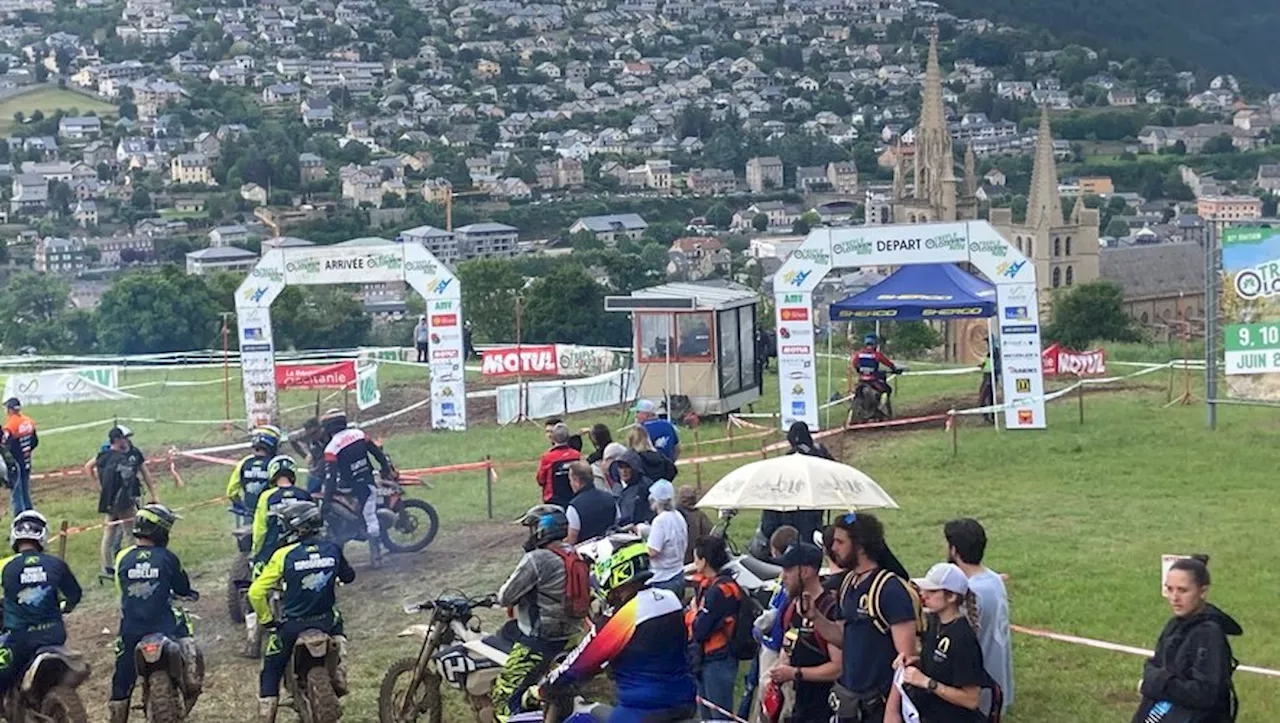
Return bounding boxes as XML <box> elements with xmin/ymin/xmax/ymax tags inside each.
<box><xmin>775</xmin><ymin>290</ymin><xmax>819</xmax><ymax>430</ymax></box>
<box><xmin>74</xmin><ymin>366</ymin><xmax>118</xmax><ymax>389</ymax></box>
<box><xmin>235</xmin><ymin>307</ymin><xmax>277</xmax><ymax>428</ymax></box>
<box><xmin>281</xmin><ymin>245</ymin><xmax>408</xmax><ymax>286</ymax></box>
<box><xmin>996</xmin><ymin>283</ymin><xmax>1046</xmax><ymax>429</ymax></box>
<box><xmin>498</xmin><ymin>369</ymin><xmax>639</xmax><ymax>425</ymax></box>
<box><xmin>432</xmin><ymin>380</ymin><xmax>465</xmax><ymax>430</ymax></box>
<box><xmin>356</xmin><ymin>362</ymin><xmax>381</xmax><ymax>410</ymax></box>
<box><xmin>557</xmin><ymin>345</ymin><xmax>629</xmax><ymax>377</ymax></box>
<box><xmin>274</xmin><ymin>361</ymin><xmax>358</xmax><ymax>390</ymax></box>
<box><xmin>827</xmin><ymin>223</ymin><xmax>969</xmax><ymax>269</ymax></box>
<box><xmin>1041</xmin><ymin>342</ymin><xmax>1107</xmax><ymax>377</ymax></box>
<box><xmin>1222</xmin><ymin>227</ymin><xmax>1280</xmax><ymax>399</ymax></box>
<box><xmin>2</xmin><ymin>369</ymin><xmax>137</xmax><ymax>405</ymax></box>
<box><xmin>482</xmin><ymin>345</ymin><xmax>559</xmax><ymax>376</ymax></box>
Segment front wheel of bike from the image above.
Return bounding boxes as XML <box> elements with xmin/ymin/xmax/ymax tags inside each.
<box><xmin>378</xmin><ymin>658</ymin><xmax>442</xmax><ymax>723</ymax></box>
<box><xmin>380</xmin><ymin>500</ymin><xmax>440</xmax><ymax>553</ymax></box>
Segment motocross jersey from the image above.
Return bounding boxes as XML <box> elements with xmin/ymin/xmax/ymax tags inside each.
<box><xmin>251</xmin><ymin>485</ymin><xmax>314</xmax><ymax>563</ymax></box>
<box><xmin>249</xmin><ymin>538</ymin><xmax>354</xmax><ymax>626</ymax></box>
<box><xmin>114</xmin><ymin>545</ymin><xmax>193</xmax><ymax>634</ymax></box>
<box><xmin>544</xmin><ymin>587</ymin><xmax>696</xmax><ymax>711</ymax></box>
<box><xmin>226</xmin><ymin>454</ymin><xmax>273</xmax><ymax>513</ymax></box>
<box><xmin>853</xmin><ymin>347</ymin><xmax>896</xmax><ymax>378</ymax></box>
<box><xmin>322</xmin><ymin>428</ymin><xmax>390</xmax><ymax>499</ymax></box>
<box><xmin>0</xmin><ymin>551</ymin><xmax>81</xmax><ymax>634</ymax></box>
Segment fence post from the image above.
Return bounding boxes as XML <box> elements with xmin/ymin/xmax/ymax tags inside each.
<box><xmin>57</xmin><ymin>520</ymin><xmax>68</xmax><ymax>560</ymax></box>
<box><xmin>562</xmin><ymin>382</ymin><xmax>569</xmax><ymax>416</ymax></box>
<box><xmin>727</xmin><ymin>419</ymin><xmax>735</xmax><ymax>452</ymax></box>
<box><xmin>950</xmin><ymin>414</ymin><xmax>958</xmax><ymax>457</ymax></box>
<box><xmin>485</xmin><ymin>455</ymin><xmax>494</xmax><ymax>520</ymax></box>
<box><xmin>1078</xmin><ymin>380</ymin><xmax>1085</xmax><ymax>424</ymax></box>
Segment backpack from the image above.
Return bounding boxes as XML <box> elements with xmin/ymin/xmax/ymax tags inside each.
<box><xmin>724</xmin><ymin>578</ymin><xmax>764</xmax><ymax>661</ymax></box>
<box><xmin>548</xmin><ymin>545</ymin><xmax>591</xmax><ymax>621</ymax></box>
<box><xmin>838</xmin><ymin>568</ymin><xmax>927</xmax><ymax>638</ymax></box>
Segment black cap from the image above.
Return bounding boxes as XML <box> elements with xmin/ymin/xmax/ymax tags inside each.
<box><xmin>3</xmin><ymin>398</ymin><xmax>19</xmax><ymax>411</ymax></box>
<box><xmin>777</xmin><ymin>542</ymin><xmax>824</xmax><ymax>569</ymax></box>
<box><xmin>108</xmin><ymin>426</ymin><xmax>126</xmax><ymax>442</ymax></box>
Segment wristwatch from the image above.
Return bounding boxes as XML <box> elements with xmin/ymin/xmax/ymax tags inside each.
<box><xmin>795</xmin><ymin>668</ymin><xmax>805</xmax><ymax>682</ymax></box>
<box><xmin>927</xmin><ymin>678</ymin><xmax>938</xmax><ymax>692</ymax></box>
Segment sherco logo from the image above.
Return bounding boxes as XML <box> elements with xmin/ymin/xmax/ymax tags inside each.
<box><xmin>252</xmin><ymin>267</ymin><xmax>283</xmax><ymax>282</ymax></box>
<box><xmin>791</xmin><ymin>248</ymin><xmax>830</xmax><ymax>264</ymax></box>
<box><xmin>969</xmin><ymin>240</ymin><xmax>1008</xmax><ymax>258</ymax></box>
<box><xmin>834</xmin><ymin>239</ymin><xmax>872</xmax><ymax>256</ymax></box>
<box><xmin>286</xmin><ymin>258</ymin><xmax>321</xmax><ymax>274</ymax></box>
<box><xmin>922</xmin><ymin>307</ymin><xmax>984</xmax><ymax>316</ymax></box>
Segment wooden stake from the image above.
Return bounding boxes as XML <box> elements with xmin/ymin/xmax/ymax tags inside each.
<box><xmin>485</xmin><ymin>456</ymin><xmax>494</xmax><ymax>520</ymax></box>
<box><xmin>57</xmin><ymin>520</ymin><xmax>68</xmax><ymax>560</ymax></box>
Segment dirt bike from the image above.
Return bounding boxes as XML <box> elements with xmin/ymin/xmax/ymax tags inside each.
<box><xmin>324</xmin><ymin>476</ymin><xmax>440</xmax><ymax>554</ymax></box>
<box><xmin>377</xmin><ymin>591</ymin><xmax>507</xmax><ymax>723</ymax></box>
<box><xmin>0</xmin><ymin>641</ymin><xmax>91</xmax><ymax>723</ymax></box>
<box><xmin>132</xmin><ymin>600</ymin><xmax>204</xmax><ymax>723</ymax></box>
<box><xmin>279</xmin><ymin>627</ymin><xmax>344</xmax><ymax>723</ymax></box>
<box><xmin>227</xmin><ymin>505</ymin><xmax>254</xmax><ymax>625</ymax></box>
<box><xmin>849</xmin><ymin>367</ymin><xmax>906</xmax><ymax>423</ymax></box>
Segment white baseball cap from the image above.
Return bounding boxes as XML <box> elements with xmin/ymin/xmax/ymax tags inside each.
<box><xmin>632</xmin><ymin>399</ymin><xmax>658</xmax><ymax>414</ymax></box>
<box><xmin>649</xmin><ymin>479</ymin><xmax>675</xmax><ymax>502</ymax></box>
<box><xmin>912</xmin><ymin>563</ymin><xmax>969</xmax><ymax>595</ymax></box>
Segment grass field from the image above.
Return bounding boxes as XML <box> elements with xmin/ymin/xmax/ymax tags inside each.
<box><xmin>5</xmin><ymin>358</ymin><xmax>1278</xmax><ymax>722</ymax></box>
<box><xmin>0</xmin><ymin>86</ymin><xmax>115</xmax><ymax>135</ymax></box>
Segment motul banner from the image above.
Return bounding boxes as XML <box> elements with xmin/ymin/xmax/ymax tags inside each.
<box><xmin>274</xmin><ymin>361</ymin><xmax>358</xmax><ymax>389</ymax></box>
<box><xmin>481</xmin><ymin>346</ymin><xmax>560</xmax><ymax>376</ymax></box>
<box><xmin>1041</xmin><ymin>343</ymin><xmax>1106</xmax><ymax>376</ymax></box>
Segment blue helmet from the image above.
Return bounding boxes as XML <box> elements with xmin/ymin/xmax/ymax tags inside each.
<box><xmin>863</xmin><ymin>333</ymin><xmax>878</xmax><ymax>346</ymax></box>
<box><xmin>251</xmin><ymin>424</ymin><xmax>283</xmax><ymax>455</ymax></box>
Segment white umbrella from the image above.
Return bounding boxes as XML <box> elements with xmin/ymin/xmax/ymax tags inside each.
<box><xmin>696</xmin><ymin>455</ymin><xmax>899</xmax><ymax>511</ymax></box>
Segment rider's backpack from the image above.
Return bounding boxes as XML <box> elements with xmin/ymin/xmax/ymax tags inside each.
<box><xmin>548</xmin><ymin>545</ymin><xmax>591</xmax><ymax>621</ymax></box>
<box><xmin>724</xmin><ymin>579</ymin><xmax>764</xmax><ymax>661</ymax></box>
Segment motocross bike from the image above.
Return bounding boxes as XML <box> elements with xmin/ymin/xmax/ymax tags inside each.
<box><xmin>131</xmin><ymin>599</ymin><xmax>204</xmax><ymax>723</ymax></box>
<box><xmin>849</xmin><ymin>367</ymin><xmax>907</xmax><ymax>424</ymax></box>
<box><xmin>377</xmin><ymin>592</ymin><xmax>508</xmax><ymax>723</ymax></box>
<box><xmin>324</xmin><ymin>475</ymin><xmax>440</xmax><ymax>554</ymax></box>
<box><xmin>279</xmin><ymin>627</ymin><xmax>344</xmax><ymax>723</ymax></box>
<box><xmin>0</xmin><ymin>640</ymin><xmax>91</xmax><ymax>723</ymax></box>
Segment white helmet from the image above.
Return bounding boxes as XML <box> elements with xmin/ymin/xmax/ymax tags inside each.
<box><xmin>10</xmin><ymin>510</ymin><xmax>48</xmax><ymax>551</ymax></box>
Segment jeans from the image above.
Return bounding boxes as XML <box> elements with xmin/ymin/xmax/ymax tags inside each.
<box><xmin>697</xmin><ymin>655</ymin><xmax>739</xmax><ymax>721</ymax></box>
<box><xmin>101</xmin><ymin>505</ymin><xmax>137</xmax><ymax>573</ymax></box>
<box><xmin>10</xmin><ymin>466</ymin><xmax>32</xmax><ymax>515</ymax></box>
<box><xmin>650</xmin><ymin>575</ymin><xmax>686</xmax><ymax>598</ymax></box>
<box><xmin>306</xmin><ymin>471</ymin><xmax>322</xmax><ymax>495</ymax></box>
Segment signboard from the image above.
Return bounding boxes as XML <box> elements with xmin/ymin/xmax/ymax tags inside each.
<box><xmin>75</xmin><ymin>366</ymin><xmax>119</xmax><ymax>389</ymax></box>
<box><xmin>1041</xmin><ymin>342</ymin><xmax>1107</xmax><ymax>377</ymax></box>
<box><xmin>2</xmin><ymin>369</ymin><xmax>137</xmax><ymax>405</ymax></box>
<box><xmin>773</xmin><ymin>221</ymin><xmax>1046</xmax><ymax>430</ymax></box>
<box><xmin>1222</xmin><ymin>227</ymin><xmax>1280</xmax><ymax>398</ymax></box>
<box><xmin>482</xmin><ymin>346</ymin><xmax>559</xmax><ymax>376</ymax></box>
<box><xmin>274</xmin><ymin>361</ymin><xmax>358</xmax><ymax>390</ymax></box>
<box><xmin>236</xmin><ymin>242</ymin><xmax>466</xmax><ymax>430</ymax></box>
<box><xmin>356</xmin><ymin>362</ymin><xmax>381</xmax><ymax>410</ymax></box>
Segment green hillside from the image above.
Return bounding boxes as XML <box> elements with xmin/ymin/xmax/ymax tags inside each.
<box><xmin>941</xmin><ymin>0</ymin><xmax>1280</xmax><ymax>87</ymax></box>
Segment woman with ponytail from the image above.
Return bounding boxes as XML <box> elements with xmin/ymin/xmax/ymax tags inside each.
<box><xmin>885</xmin><ymin>563</ymin><xmax>992</xmax><ymax>723</ymax></box>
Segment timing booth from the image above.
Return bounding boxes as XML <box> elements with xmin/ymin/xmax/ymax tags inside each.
<box><xmin>605</xmin><ymin>281</ymin><xmax>763</xmax><ymax>416</ymax></box>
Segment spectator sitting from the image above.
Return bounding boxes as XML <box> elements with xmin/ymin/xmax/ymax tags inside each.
<box><xmin>628</xmin><ymin>425</ymin><xmax>678</xmax><ymax>483</ymax></box>
<box><xmin>536</xmin><ymin>423</ymin><xmax>580</xmax><ymax>508</ymax></box>
<box><xmin>676</xmin><ymin>486</ymin><xmax>714</xmax><ymax>564</ymax></box>
<box><xmin>945</xmin><ymin>518</ymin><xmax>1013</xmax><ymax>714</ymax></box>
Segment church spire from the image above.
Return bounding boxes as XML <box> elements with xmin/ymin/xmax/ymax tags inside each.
<box><xmin>912</xmin><ymin>24</ymin><xmax>955</xmax><ymax>217</ymax></box>
<box><xmin>963</xmin><ymin>142</ymin><xmax>976</xmax><ymax>196</ymax></box>
<box><xmin>918</xmin><ymin>26</ymin><xmax>946</xmax><ymax>144</ymax></box>
<box><xmin>1025</xmin><ymin>107</ymin><xmax>1064</xmax><ymax>230</ymax></box>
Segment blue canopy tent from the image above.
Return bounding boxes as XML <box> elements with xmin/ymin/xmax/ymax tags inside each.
<box><xmin>828</xmin><ymin>263</ymin><xmax>996</xmax><ymax>321</ymax></box>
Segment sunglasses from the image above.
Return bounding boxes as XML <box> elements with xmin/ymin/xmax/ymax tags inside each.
<box><xmin>842</xmin><ymin>512</ymin><xmax>857</xmax><ymax>524</ymax></box>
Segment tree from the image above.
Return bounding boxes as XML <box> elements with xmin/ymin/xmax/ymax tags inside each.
<box><xmin>1202</xmin><ymin>134</ymin><xmax>1236</xmax><ymax>154</ymax></box>
<box><xmin>569</xmin><ymin>229</ymin><xmax>602</xmax><ymax>251</ymax></box>
<box><xmin>0</xmin><ymin>272</ymin><xmax>75</xmax><ymax>352</ymax></box>
<box><xmin>751</xmin><ymin>212</ymin><xmax>769</xmax><ymax>232</ymax></box>
<box><xmin>522</xmin><ymin>265</ymin><xmax>627</xmax><ymax>345</ymax></box>
<box><xmin>96</xmin><ymin>267</ymin><xmax>219</xmax><ymax>353</ymax></box>
<box><xmin>456</xmin><ymin>257</ymin><xmax>524</xmax><ymax>343</ymax></box>
<box><xmin>886</xmin><ymin>321</ymin><xmax>942</xmax><ymax>357</ymax></box>
<box><xmin>705</xmin><ymin>202</ymin><xmax>733</xmax><ymax>229</ymax></box>
<box><xmin>272</xmin><ymin>286</ymin><xmax>370</xmax><ymax>349</ymax></box>
<box><xmin>1044</xmin><ymin>281</ymin><xmax>1141</xmax><ymax>349</ymax></box>
<box><xmin>791</xmin><ymin>217</ymin><xmax>811</xmax><ymax>235</ymax></box>
<box><xmin>1105</xmin><ymin>218</ymin><xmax>1131</xmax><ymax>237</ymax></box>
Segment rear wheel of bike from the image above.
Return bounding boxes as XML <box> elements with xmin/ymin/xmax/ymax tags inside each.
<box><xmin>146</xmin><ymin>673</ymin><xmax>181</xmax><ymax>723</ymax></box>
<box><xmin>380</xmin><ymin>500</ymin><xmax>439</xmax><ymax>553</ymax></box>
<box><xmin>306</xmin><ymin>666</ymin><xmax>340</xmax><ymax>723</ymax></box>
<box><xmin>378</xmin><ymin>658</ymin><xmax>441</xmax><ymax>723</ymax></box>
<box><xmin>40</xmin><ymin>685</ymin><xmax>88</xmax><ymax>723</ymax></box>
<box><xmin>227</xmin><ymin>553</ymin><xmax>250</xmax><ymax>624</ymax></box>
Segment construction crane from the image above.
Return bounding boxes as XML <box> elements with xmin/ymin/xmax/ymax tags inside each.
<box><xmin>254</xmin><ymin>207</ymin><xmax>282</xmax><ymax>238</ymax></box>
<box><xmin>444</xmin><ymin>186</ymin><xmax>489</xmax><ymax>231</ymax></box>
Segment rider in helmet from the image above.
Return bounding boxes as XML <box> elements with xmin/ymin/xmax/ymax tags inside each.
<box><xmin>249</xmin><ymin>500</ymin><xmax>354</xmax><ymax>723</ymax></box>
<box><xmin>319</xmin><ymin>409</ymin><xmax>395</xmax><ymax>568</ymax></box>
<box><xmin>239</xmin><ymin>456</ymin><xmax>313</xmax><ymax>657</ymax></box>
<box><xmin>492</xmin><ymin>505</ymin><xmax>589</xmax><ymax>723</ymax></box>
<box><xmin>0</xmin><ymin>511</ymin><xmax>83</xmax><ymax>698</ymax></box>
<box><xmin>227</xmin><ymin>425</ymin><xmax>283</xmax><ymax>527</ymax></box>
<box><xmin>288</xmin><ymin>417</ymin><xmax>327</xmax><ymax>494</ymax></box>
<box><xmin>537</xmin><ymin>542</ymin><xmax>697</xmax><ymax>722</ymax></box>
<box><xmin>110</xmin><ymin>504</ymin><xmax>200</xmax><ymax>723</ymax></box>
<box><xmin>853</xmin><ymin>333</ymin><xmax>900</xmax><ymax>410</ymax></box>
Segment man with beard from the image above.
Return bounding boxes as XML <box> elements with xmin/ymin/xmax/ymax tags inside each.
<box><xmin>805</xmin><ymin>514</ymin><xmax>919</xmax><ymax>723</ymax></box>
<box><xmin>768</xmin><ymin>543</ymin><xmax>842</xmax><ymax>723</ymax></box>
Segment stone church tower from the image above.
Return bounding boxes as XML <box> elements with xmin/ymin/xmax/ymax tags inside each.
<box><xmin>989</xmin><ymin>109</ymin><xmax>1101</xmax><ymax>299</ymax></box>
<box><xmin>891</xmin><ymin>28</ymin><xmax>979</xmax><ymax>223</ymax></box>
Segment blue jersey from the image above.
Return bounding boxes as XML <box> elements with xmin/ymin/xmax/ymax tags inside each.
<box><xmin>641</xmin><ymin>419</ymin><xmax>679</xmax><ymax>461</ymax></box>
<box><xmin>0</xmin><ymin>551</ymin><xmax>80</xmax><ymax>634</ymax></box>
<box><xmin>115</xmin><ymin>545</ymin><xmax>192</xmax><ymax>634</ymax></box>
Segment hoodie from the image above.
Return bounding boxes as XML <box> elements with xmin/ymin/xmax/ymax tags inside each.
<box><xmin>786</xmin><ymin>421</ymin><xmax>833</xmax><ymax>460</ymax></box>
<box><xmin>613</xmin><ymin>450</ymin><xmax>655</xmax><ymax>527</ymax></box>
<box><xmin>1133</xmin><ymin>603</ymin><xmax>1242</xmax><ymax>723</ymax></box>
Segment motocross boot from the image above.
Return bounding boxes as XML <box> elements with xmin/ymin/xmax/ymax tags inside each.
<box><xmin>257</xmin><ymin>697</ymin><xmax>279</xmax><ymax>723</ymax></box>
<box><xmin>367</xmin><ymin>538</ymin><xmax>384</xmax><ymax>569</ymax></box>
<box><xmin>108</xmin><ymin>700</ymin><xmax>130</xmax><ymax>723</ymax></box>
<box><xmin>242</xmin><ymin>613</ymin><xmax>262</xmax><ymax>658</ymax></box>
<box><xmin>332</xmin><ymin>634</ymin><xmax>350</xmax><ymax>696</ymax></box>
